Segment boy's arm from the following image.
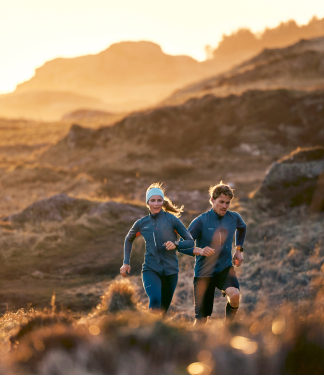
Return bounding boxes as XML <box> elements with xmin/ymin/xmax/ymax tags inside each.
<box><xmin>235</xmin><ymin>213</ymin><xmax>247</xmax><ymax>247</ymax></box>
<box><xmin>233</xmin><ymin>214</ymin><xmax>246</xmax><ymax>267</ymax></box>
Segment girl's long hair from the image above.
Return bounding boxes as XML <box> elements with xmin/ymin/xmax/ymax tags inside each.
<box><xmin>146</xmin><ymin>182</ymin><xmax>184</xmax><ymax>218</ymax></box>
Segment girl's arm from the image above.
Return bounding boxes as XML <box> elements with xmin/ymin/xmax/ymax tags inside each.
<box><xmin>123</xmin><ymin>220</ymin><xmax>141</xmax><ymax>266</ymax></box>
<box><xmin>172</xmin><ymin>217</ymin><xmax>195</xmax><ymax>256</ymax></box>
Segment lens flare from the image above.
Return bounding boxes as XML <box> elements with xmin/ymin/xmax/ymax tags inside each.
<box><xmin>272</xmin><ymin>316</ymin><xmax>286</xmax><ymax>335</ymax></box>
<box><xmin>34</xmin><ymin>340</ymin><xmax>45</xmax><ymax>351</ymax></box>
<box><xmin>89</xmin><ymin>325</ymin><xmax>100</xmax><ymax>336</ymax></box>
<box><xmin>128</xmin><ymin>318</ymin><xmax>140</xmax><ymax>328</ymax></box>
<box><xmin>230</xmin><ymin>336</ymin><xmax>258</xmax><ymax>354</ymax></box>
<box><xmin>187</xmin><ymin>362</ymin><xmax>206</xmax><ymax>375</ymax></box>
<box><xmin>250</xmin><ymin>322</ymin><xmax>262</xmax><ymax>335</ymax></box>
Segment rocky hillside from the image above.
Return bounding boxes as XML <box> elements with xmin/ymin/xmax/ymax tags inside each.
<box><xmin>43</xmin><ymin>89</ymin><xmax>324</xmax><ymax>170</ymax></box>
<box><xmin>1</xmin><ymin>88</ymin><xmax>321</xmax><ymax>224</ymax></box>
<box><xmin>1</xmin><ymin>84</ymin><xmax>323</xmax><ymax>219</ymax></box>
<box><xmin>164</xmin><ymin>36</ymin><xmax>324</xmax><ymax>106</ymax></box>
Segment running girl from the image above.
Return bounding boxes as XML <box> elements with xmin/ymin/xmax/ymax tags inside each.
<box><xmin>120</xmin><ymin>183</ymin><xmax>194</xmax><ymax>313</ymax></box>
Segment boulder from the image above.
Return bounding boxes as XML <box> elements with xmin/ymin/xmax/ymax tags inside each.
<box><xmin>253</xmin><ymin>146</ymin><xmax>324</xmax><ymax>212</ymax></box>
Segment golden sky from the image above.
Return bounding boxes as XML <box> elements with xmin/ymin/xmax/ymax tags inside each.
<box><xmin>1</xmin><ymin>0</ymin><xmax>324</xmax><ymax>93</ymax></box>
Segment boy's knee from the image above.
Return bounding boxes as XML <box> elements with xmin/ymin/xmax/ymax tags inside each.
<box><xmin>226</xmin><ymin>287</ymin><xmax>240</xmax><ymax>307</ymax></box>
<box><xmin>194</xmin><ymin>317</ymin><xmax>208</xmax><ymax>326</ymax></box>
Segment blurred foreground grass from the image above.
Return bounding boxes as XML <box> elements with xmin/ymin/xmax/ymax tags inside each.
<box><xmin>0</xmin><ymin>279</ymin><xmax>323</xmax><ymax>374</ymax></box>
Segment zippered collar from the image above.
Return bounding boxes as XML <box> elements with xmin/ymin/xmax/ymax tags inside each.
<box><xmin>210</xmin><ymin>208</ymin><xmax>226</xmax><ymax>221</ymax></box>
<box><xmin>149</xmin><ymin>209</ymin><xmax>164</xmax><ymax>219</ymax></box>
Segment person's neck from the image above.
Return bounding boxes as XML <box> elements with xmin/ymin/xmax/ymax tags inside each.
<box><xmin>150</xmin><ymin>210</ymin><xmax>162</xmax><ymax>218</ymax></box>
<box><xmin>212</xmin><ymin>208</ymin><xmax>225</xmax><ymax>218</ymax></box>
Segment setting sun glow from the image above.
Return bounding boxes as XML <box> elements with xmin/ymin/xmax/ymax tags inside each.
<box><xmin>1</xmin><ymin>0</ymin><xmax>324</xmax><ymax>93</ymax></box>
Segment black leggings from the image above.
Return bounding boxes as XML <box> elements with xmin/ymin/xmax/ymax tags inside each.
<box><xmin>142</xmin><ymin>270</ymin><xmax>178</xmax><ymax>312</ymax></box>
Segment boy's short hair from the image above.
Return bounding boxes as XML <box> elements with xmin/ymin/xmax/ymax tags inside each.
<box><xmin>209</xmin><ymin>181</ymin><xmax>234</xmax><ymax>204</ymax></box>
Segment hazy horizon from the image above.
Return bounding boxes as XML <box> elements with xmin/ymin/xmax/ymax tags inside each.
<box><xmin>1</xmin><ymin>0</ymin><xmax>324</xmax><ymax>94</ymax></box>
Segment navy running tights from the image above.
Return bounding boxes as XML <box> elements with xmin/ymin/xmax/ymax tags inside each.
<box><xmin>142</xmin><ymin>270</ymin><xmax>178</xmax><ymax>312</ymax></box>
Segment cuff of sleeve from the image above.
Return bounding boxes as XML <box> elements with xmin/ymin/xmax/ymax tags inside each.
<box><xmin>179</xmin><ymin>248</ymin><xmax>195</xmax><ymax>257</ymax></box>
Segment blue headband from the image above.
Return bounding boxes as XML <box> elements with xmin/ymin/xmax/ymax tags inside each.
<box><xmin>146</xmin><ymin>188</ymin><xmax>164</xmax><ymax>203</ymax></box>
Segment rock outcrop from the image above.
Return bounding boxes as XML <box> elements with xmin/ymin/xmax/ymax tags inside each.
<box><xmin>253</xmin><ymin>146</ymin><xmax>324</xmax><ymax>212</ymax></box>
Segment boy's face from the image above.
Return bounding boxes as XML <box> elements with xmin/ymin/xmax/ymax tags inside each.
<box><xmin>211</xmin><ymin>193</ymin><xmax>231</xmax><ymax>216</ymax></box>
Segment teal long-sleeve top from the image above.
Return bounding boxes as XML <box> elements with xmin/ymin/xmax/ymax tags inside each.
<box><xmin>124</xmin><ymin>210</ymin><xmax>194</xmax><ymax>276</ymax></box>
<box><xmin>188</xmin><ymin>209</ymin><xmax>246</xmax><ymax>277</ymax></box>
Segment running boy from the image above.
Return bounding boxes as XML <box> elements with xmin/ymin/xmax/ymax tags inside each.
<box><xmin>188</xmin><ymin>182</ymin><xmax>246</xmax><ymax>324</ymax></box>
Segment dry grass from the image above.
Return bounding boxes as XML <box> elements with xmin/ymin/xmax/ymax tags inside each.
<box><xmin>0</xmin><ymin>279</ymin><xmax>323</xmax><ymax>374</ymax></box>
<box><xmin>97</xmin><ymin>279</ymin><xmax>138</xmax><ymax>313</ymax></box>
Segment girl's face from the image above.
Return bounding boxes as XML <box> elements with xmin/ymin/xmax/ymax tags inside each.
<box><xmin>148</xmin><ymin>195</ymin><xmax>163</xmax><ymax>214</ymax></box>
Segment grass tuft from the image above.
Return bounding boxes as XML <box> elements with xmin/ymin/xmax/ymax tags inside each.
<box><xmin>98</xmin><ymin>279</ymin><xmax>138</xmax><ymax>313</ymax></box>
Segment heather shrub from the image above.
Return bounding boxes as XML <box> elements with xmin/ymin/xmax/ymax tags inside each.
<box><xmin>98</xmin><ymin>279</ymin><xmax>138</xmax><ymax>313</ymax></box>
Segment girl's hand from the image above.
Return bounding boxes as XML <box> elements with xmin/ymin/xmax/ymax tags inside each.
<box><xmin>120</xmin><ymin>264</ymin><xmax>131</xmax><ymax>277</ymax></box>
<box><xmin>164</xmin><ymin>241</ymin><xmax>176</xmax><ymax>250</ymax></box>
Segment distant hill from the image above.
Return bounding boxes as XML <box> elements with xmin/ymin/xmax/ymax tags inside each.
<box><xmin>207</xmin><ymin>17</ymin><xmax>324</xmax><ymax>73</ymax></box>
<box><xmin>1</xmin><ymin>17</ymin><xmax>324</xmax><ymax>121</ymax></box>
<box><xmin>16</xmin><ymin>41</ymin><xmax>205</xmax><ymax>94</ymax></box>
<box><xmin>0</xmin><ymin>91</ymin><xmax>108</xmax><ymax>121</ymax></box>
<box><xmin>163</xmin><ymin>36</ymin><xmax>324</xmax><ymax>106</ymax></box>
<box><xmin>11</xmin><ymin>41</ymin><xmax>212</xmax><ymax>116</ymax></box>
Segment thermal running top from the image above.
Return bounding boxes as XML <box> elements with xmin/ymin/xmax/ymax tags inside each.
<box><xmin>124</xmin><ymin>210</ymin><xmax>194</xmax><ymax>276</ymax></box>
<box><xmin>188</xmin><ymin>209</ymin><xmax>246</xmax><ymax>277</ymax></box>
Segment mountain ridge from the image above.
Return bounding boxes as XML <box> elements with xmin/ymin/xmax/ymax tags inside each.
<box><xmin>162</xmin><ymin>36</ymin><xmax>324</xmax><ymax>106</ymax></box>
